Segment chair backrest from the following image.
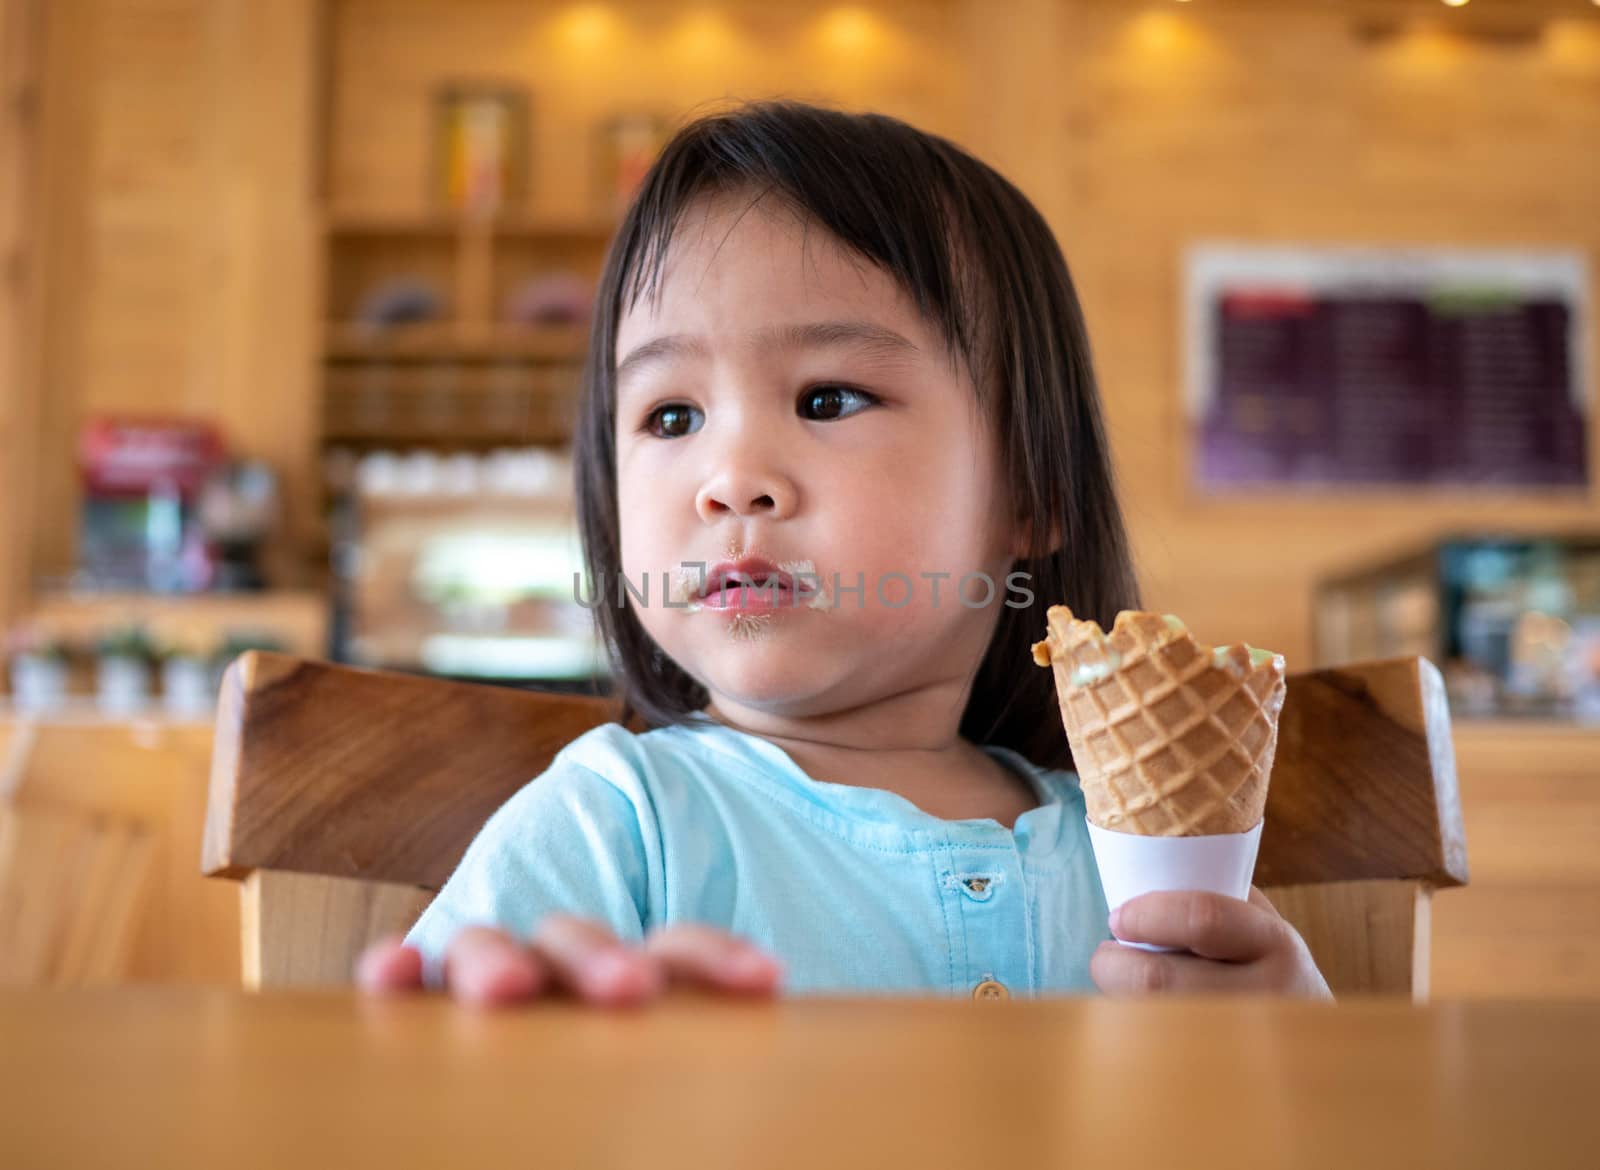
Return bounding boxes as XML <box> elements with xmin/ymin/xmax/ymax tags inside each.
<box><xmin>203</xmin><ymin>651</ymin><xmax>1467</xmax><ymax>997</ymax></box>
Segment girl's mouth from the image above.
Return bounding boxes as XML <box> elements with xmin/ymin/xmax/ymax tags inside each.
<box><xmin>700</xmin><ymin>579</ymin><xmax>812</xmax><ymax>611</ymax></box>
<box><xmin>677</xmin><ymin>556</ymin><xmax>830</xmax><ymax>613</ymax></box>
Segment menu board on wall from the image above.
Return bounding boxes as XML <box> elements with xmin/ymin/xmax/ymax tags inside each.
<box><xmin>1184</xmin><ymin>247</ymin><xmax>1590</xmax><ymax>490</ymax></box>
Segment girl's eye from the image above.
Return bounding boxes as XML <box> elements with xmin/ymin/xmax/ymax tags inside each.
<box><xmin>799</xmin><ymin>384</ymin><xmax>879</xmax><ymax>421</ymax></box>
<box><xmin>641</xmin><ymin>403</ymin><xmax>704</xmax><ymax>439</ymax></box>
<box><xmin>640</xmin><ymin>385</ymin><xmax>879</xmax><ymax>437</ymax></box>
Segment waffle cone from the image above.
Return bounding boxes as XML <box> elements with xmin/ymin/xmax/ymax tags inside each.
<box><xmin>1030</xmin><ymin>607</ymin><xmax>1286</xmax><ymax>837</ymax></box>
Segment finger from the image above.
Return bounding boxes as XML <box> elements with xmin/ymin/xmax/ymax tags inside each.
<box><xmin>442</xmin><ymin>926</ymin><xmax>548</xmax><ymax>1007</ymax></box>
<box><xmin>355</xmin><ymin>935</ymin><xmax>424</xmax><ymax>994</ymax></box>
<box><xmin>641</xmin><ymin>925</ymin><xmax>785</xmax><ymax>995</ymax></box>
<box><xmin>1090</xmin><ymin>939</ymin><xmax>1279</xmax><ymax>997</ymax></box>
<box><xmin>1248</xmin><ymin>886</ymin><xmax>1279</xmax><ymax>914</ymax></box>
<box><xmin>1112</xmin><ymin>890</ymin><xmax>1286</xmax><ymax>962</ymax></box>
<box><xmin>530</xmin><ymin>915</ymin><xmax>663</xmax><ymax>1006</ymax></box>
<box><xmin>1248</xmin><ymin>887</ymin><xmax>1334</xmax><ymax>1000</ymax></box>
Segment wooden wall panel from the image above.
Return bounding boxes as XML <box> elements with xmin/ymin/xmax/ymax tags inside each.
<box><xmin>16</xmin><ymin>0</ymin><xmax>94</xmax><ymax>592</ymax></box>
<box><xmin>1432</xmin><ymin>725</ymin><xmax>1600</xmax><ymax>999</ymax></box>
<box><xmin>26</xmin><ymin>0</ymin><xmax>207</xmax><ymax>580</ymax></box>
<box><xmin>1</xmin><ymin>0</ymin><xmax>34</xmax><ymax>593</ymax></box>
<box><xmin>0</xmin><ymin>0</ymin><xmax>43</xmax><ymax>630</ymax></box>
<box><xmin>79</xmin><ymin>0</ymin><xmax>210</xmax><ymax>419</ymax></box>
<box><xmin>196</xmin><ymin>0</ymin><xmax>322</xmax><ymax>588</ymax></box>
<box><xmin>19</xmin><ymin>0</ymin><xmax>320</xmax><ymax>589</ymax></box>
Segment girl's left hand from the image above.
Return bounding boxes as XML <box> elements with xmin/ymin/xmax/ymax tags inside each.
<box><xmin>1090</xmin><ymin>886</ymin><xmax>1333</xmax><ymax>1000</ymax></box>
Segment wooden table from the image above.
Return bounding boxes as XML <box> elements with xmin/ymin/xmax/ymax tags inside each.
<box><xmin>3</xmin><ymin>988</ymin><xmax>1598</xmax><ymax>1169</ymax></box>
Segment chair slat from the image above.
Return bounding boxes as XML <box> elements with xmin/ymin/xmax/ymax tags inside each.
<box><xmin>1263</xmin><ymin>879</ymin><xmax>1430</xmax><ymax>999</ymax></box>
<box><xmin>240</xmin><ymin>870</ymin><xmax>435</xmax><ymax>989</ymax></box>
<box><xmin>204</xmin><ymin>652</ymin><xmax>623</xmax><ymax>888</ymax></box>
<box><xmin>1259</xmin><ymin>656</ymin><xmax>1466</xmax><ymax>889</ymax></box>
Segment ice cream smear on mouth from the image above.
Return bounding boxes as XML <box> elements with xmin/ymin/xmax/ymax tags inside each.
<box><xmin>670</xmin><ymin>559</ymin><xmax>835</xmax><ymax>613</ymax></box>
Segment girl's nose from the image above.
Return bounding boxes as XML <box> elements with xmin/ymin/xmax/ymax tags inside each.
<box><xmin>694</xmin><ymin>462</ymin><xmax>798</xmax><ymax>522</ymax></box>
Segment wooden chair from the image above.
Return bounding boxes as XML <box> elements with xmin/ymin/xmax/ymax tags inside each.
<box><xmin>202</xmin><ymin>651</ymin><xmax>1468</xmax><ymax>998</ymax></box>
<box><xmin>2</xmin><ymin>720</ymin><xmax>240</xmax><ymax>984</ymax></box>
<box><xmin>0</xmin><ymin>802</ymin><xmax>156</xmax><ymax>985</ymax></box>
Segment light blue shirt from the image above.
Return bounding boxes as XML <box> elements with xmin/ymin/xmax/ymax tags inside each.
<box><xmin>404</xmin><ymin>716</ymin><xmax>1112</xmax><ymax>997</ymax></box>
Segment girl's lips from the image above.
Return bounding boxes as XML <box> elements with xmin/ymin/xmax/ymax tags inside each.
<box><xmin>699</xmin><ymin>581</ymin><xmax>813</xmax><ymax>612</ymax></box>
<box><xmin>671</xmin><ymin>556</ymin><xmax>831</xmax><ymax>612</ymax></box>
<box><xmin>701</xmin><ymin>558</ymin><xmax>795</xmax><ymax>598</ymax></box>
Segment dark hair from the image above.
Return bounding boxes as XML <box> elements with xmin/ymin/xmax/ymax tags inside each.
<box><xmin>574</xmin><ymin>98</ymin><xmax>1140</xmax><ymax>771</ymax></box>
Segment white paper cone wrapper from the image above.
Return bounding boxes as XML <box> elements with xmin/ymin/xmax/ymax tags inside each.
<box><xmin>1086</xmin><ymin>816</ymin><xmax>1264</xmax><ymax>953</ymax></box>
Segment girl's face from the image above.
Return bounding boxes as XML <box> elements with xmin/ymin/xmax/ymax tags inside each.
<box><xmin>613</xmin><ymin>190</ymin><xmax>1025</xmax><ymax>723</ymax></box>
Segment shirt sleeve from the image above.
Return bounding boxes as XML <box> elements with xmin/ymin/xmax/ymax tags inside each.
<box><xmin>402</xmin><ymin>760</ymin><xmax>654</xmax><ymax>989</ymax></box>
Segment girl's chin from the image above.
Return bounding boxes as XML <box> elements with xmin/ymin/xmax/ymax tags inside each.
<box><xmin>690</xmin><ymin>658</ymin><xmax>840</xmax><ymax>710</ymax></box>
<box><xmin>703</xmin><ymin>692</ymin><xmax>846</xmax><ymax>722</ymax></box>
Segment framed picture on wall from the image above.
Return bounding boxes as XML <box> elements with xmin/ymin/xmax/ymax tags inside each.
<box><xmin>1184</xmin><ymin>246</ymin><xmax>1590</xmax><ymax>491</ymax></box>
<box><xmin>593</xmin><ymin>112</ymin><xmax>673</xmax><ymax>218</ymax></box>
<box><xmin>433</xmin><ymin>84</ymin><xmax>531</xmax><ymax>215</ymax></box>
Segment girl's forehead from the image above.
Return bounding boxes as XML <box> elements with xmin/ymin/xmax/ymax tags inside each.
<box><xmin>617</xmin><ymin>191</ymin><xmax>932</xmax><ymax>348</ymax></box>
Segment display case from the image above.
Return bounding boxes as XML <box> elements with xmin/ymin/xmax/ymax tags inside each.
<box><xmin>1314</xmin><ymin>533</ymin><xmax>1600</xmax><ymax>721</ymax></box>
<box><xmin>328</xmin><ymin>446</ymin><xmax>607</xmax><ymax>692</ymax></box>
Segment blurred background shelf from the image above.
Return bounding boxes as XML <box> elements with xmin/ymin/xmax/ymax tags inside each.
<box><xmin>321</xmin><ymin>363</ymin><xmax>579</xmax><ymax>446</ymax></box>
<box><xmin>22</xmin><ymin>590</ymin><xmax>327</xmax><ymax>661</ymax></box>
<box><xmin>318</xmin><ymin>189</ymin><xmax>610</xmax><ymax>482</ymax></box>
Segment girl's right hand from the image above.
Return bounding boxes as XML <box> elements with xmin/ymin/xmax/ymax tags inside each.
<box><xmin>354</xmin><ymin>915</ymin><xmax>786</xmax><ymax>1007</ymax></box>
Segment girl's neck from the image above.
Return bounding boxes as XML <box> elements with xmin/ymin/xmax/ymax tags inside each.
<box><xmin>702</xmin><ymin>679</ymin><xmax>971</xmax><ymax>758</ymax></box>
<box><xmin>701</xmin><ymin>691</ymin><xmax>1039</xmax><ymax>825</ymax></box>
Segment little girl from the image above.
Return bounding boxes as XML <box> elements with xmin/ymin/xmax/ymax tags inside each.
<box><xmin>359</xmin><ymin>100</ymin><xmax>1330</xmax><ymax>1006</ymax></box>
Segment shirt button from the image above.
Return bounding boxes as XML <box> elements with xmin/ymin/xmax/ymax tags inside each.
<box><xmin>972</xmin><ymin>979</ymin><xmax>1010</xmax><ymax>1001</ymax></box>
